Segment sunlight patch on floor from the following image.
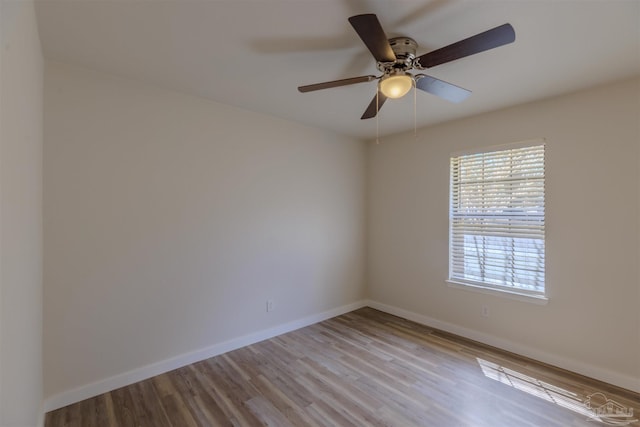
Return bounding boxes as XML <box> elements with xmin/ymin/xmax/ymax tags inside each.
<box><xmin>476</xmin><ymin>358</ymin><xmax>592</xmax><ymax>417</ymax></box>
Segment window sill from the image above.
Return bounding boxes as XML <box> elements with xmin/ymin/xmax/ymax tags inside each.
<box><xmin>446</xmin><ymin>280</ymin><xmax>549</xmax><ymax>305</ymax></box>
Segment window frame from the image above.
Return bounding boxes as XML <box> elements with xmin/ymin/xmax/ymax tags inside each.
<box><xmin>447</xmin><ymin>139</ymin><xmax>547</xmax><ymax>303</ymax></box>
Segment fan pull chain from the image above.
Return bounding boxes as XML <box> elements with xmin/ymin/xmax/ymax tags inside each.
<box><xmin>376</xmin><ymin>90</ymin><xmax>380</xmax><ymax>144</ymax></box>
<box><xmin>413</xmin><ymin>80</ymin><xmax>417</xmax><ymax>138</ymax></box>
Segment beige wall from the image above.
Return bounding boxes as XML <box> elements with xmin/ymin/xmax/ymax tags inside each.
<box><xmin>41</xmin><ymin>48</ymin><xmax>639</xmax><ymax>408</ymax></box>
<box><xmin>43</xmin><ymin>62</ymin><xmax>366</xmax><ymax>401</ymax></box>
<box><xmin>368</xmin><ymin>77</ymin><xmax>640</xmax><ymax>391</ymax></box>
<box><xmin>0</xmin><ymin>0</ymin><xmax>44</xmax><ymax>425</ymax></box>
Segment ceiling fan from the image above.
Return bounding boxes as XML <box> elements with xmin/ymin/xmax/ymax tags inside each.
<box><xmin>298</xmin><ymin>14</ymin><xmax>515</xmax><ymax>119</ymax></box>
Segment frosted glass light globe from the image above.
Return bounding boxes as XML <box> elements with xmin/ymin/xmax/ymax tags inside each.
<box><xmin>379</xmin><ymin>73</ymin><xmax>413</xmax><ymax>99</ymax></box>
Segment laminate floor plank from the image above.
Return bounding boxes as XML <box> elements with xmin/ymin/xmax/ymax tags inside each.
<box><xmin>108</xmin><ymin>387</ymin><xmax>139</xmax><ymax>427</ymax></box>
<box><xmin>45</xmin><ymin>308</ymin><xmax>640</xmax><ymax>426</ymax></box>
<box><xmin>249</xmin><ymin>374</ymin><xmax>320</xmax><ymax>427</ymax></box>
<box><xmin>152</xmin><ymin>372</ymin><xmax>201</xmax><ymax>427</ymax></box>
<box><xmin>87</xmin><ymin>394</ymin><xmax>116</xmax><ymax>427</ymax></box>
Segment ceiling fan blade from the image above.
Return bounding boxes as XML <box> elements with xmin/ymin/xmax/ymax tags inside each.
<box><xmin>361</xmin><ymin>91</ymin><xmax>387</xmax><ymax>119</ymax></box>
<box><xmin>415</xmin><ymin>23</ymin><xmax>515</xmax><ymax>69</ymax></box>
<box><xmin>298</xmin><ymin>75</ymin><xmax>377</xmax><ymax>93</ymax></box>
<box><xmin>415</xmin><ymin>74</ymin><xmax>471</xmax><ymax>103</ymax></box>
<box><xmin>348</xmin><ymin>14</ymin><xmax>396</xmax><ymax>63</ymax></box>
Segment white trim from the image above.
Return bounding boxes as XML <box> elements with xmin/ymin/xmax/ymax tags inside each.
<box><xmin>43</xmin><ymin>300</ymin><xmax>367</xmax><ymax>412</ymax></box>
<box><xmin>365</xmin><ymin>299</ymin><xmax>640</xmax><ymax>394</ymax></box>
<box><xmin>446</xmin><ymin>280</ymin><xmax>549</xmax><ymax>305</ymax></box>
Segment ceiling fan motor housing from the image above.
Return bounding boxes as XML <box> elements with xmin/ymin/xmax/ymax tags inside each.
<box><xmin>377</xmin><ymin>36</ymin><xmax>418</xmax><ymax>74</ymax></box>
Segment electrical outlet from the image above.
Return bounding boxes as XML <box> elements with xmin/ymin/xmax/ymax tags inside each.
<box><xmin>266</xmin><ymin>300</ymin><xmax>274</xmax><ymax>312</ymax></box>
<box><xmin>481</xmin><ymin>306</ymin><xmax>490</xmax><ymax>318</ymax></box>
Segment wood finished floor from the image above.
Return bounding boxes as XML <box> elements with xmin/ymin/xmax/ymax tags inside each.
<box><xmin>45</xmin><ymin>308</ymin><xmax>640</xmax><ymax>427</ymax></box>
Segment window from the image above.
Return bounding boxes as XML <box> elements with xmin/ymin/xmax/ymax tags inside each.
<box><xmin>448</xmin><ymin>141</ymin><xmax>545</xmax><ymax>298</ymax></box>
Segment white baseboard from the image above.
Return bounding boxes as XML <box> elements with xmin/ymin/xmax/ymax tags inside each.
<box><xmin>43</xmin><ymin>300</ymin><xmax>367</xmax><ymax>412</ymax></box>
<box><xmin>365</xmin><ymin>299</ymin><xmax>640</xmax><ymax>394</ymax></box>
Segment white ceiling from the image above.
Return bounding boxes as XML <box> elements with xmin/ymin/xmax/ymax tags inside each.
<box><xmin>35</xmin><ymin>0</ymin><xmax>640</xmax><ymax>140</ymax></box>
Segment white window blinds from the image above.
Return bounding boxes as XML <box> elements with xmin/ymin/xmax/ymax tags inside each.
<box><xmin>449</xmin><ymin>142</ymin><xmax>545</xmax><ymax>295</ymax></box>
